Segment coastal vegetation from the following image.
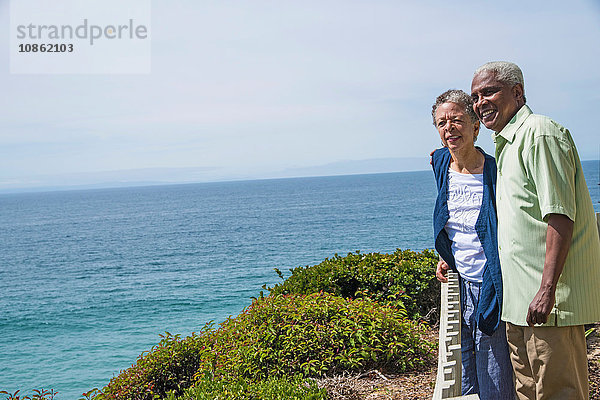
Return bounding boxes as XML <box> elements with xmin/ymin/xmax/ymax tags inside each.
<box><xmin>3</xmin><ymin>249</ymin><xmax>441</xmax><ymax>400</ymax></box>
<box><xmin>269</xmin><ymin>249</ymin><xmax>440</xmax><ymax>322</ymax></box>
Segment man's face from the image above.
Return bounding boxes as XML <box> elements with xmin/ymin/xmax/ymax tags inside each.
<box><xmin>471</xmin><ymin>70</ymin><xmax>523</xmax><ymax>132</ymax></box>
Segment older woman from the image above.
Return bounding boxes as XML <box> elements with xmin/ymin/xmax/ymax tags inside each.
<box><xmin>431</xmin><ymin>89</ymin><xmax>514</xmax><ymax>399</ymax></box>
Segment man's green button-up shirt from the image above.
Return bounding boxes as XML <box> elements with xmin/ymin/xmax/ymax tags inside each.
<box><xmin>494</xmin><ymin>105</ymin><xmax>600</xmax><ymax>326</ymax></box>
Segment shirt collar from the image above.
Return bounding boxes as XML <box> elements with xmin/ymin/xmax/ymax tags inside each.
<box><xmin>493</xmin><ymin>105</ymin><xmax>532</xmax><ymax>144</ymax></box>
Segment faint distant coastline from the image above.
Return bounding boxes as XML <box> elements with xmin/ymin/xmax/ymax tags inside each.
<box><xmin>3</xmin><ymin>158</ymin><xmax>597</xmax><ymax>195</ymax></box>
<box><xmin>0</xmin><ymin>157</ymin><xmax>430</xmax><ymax>194</ymax></box>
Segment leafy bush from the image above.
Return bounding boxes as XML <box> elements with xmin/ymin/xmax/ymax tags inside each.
<box><xmin>166</xmin><ymin>376</ymin><xmax>326</xmax><ymax>400</ymax></box>
<box><xmin>199</xmin><ymin>293</ymin><xmax>433</xmax><ymax>379</ymax></box>
<box><xmin>0</xmin><ymin>390</ymin><xmax>58</xmax><ymax>400</ymax></box>
<box><xmin>98</xmin><ymin>293</ymin><xmax>434</xmax><ymax>400</ymax></box>
<box><xmin>268</xmin><ymin>249</ymin><xmax>440</xmax><ymax>321</ymax></box>
<box><xmin>96</xmin><ymin>330</ymin><xmax>210</xmax><ymax>400</ymax></box>
<box><xmin>0</xmin><ymin>388</ymin><xmax>98</xmax><ymax>400</ymax></box>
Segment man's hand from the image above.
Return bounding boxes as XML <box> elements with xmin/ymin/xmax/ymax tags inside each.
<box><xmin>436</xmin><ymin>259</ymin><xmax>450</xmax><ymax>283</ymax></box>
<box><xmin>526</xmin><ymin>285</ymin><xmax>556</xmax><ymax>326</ymax></box>
<box><xmin>525</xmin><ymin>213</ymin><xmax>573</xmax><ymax>326</ymax></box>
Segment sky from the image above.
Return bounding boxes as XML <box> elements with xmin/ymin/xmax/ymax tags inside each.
<box><xmin>1</xmin><ymin>0</ymin><xmax>600</xmax><ymax>190</ymax></box>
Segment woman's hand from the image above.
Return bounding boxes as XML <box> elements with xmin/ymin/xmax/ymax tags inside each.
<box><xmin>436</xmin><ymin>259</ymin><xmax>450</xmax><ymax>283</ymax></box>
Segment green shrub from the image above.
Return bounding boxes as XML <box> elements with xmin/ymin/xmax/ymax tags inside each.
<box><xmin>96</xmin><ymin>330</ymin><xmax>210</xmax><ymax>400</ymax></box>
<box><xmin>0</xmin><ymin>388</ymin><xmax>98</xmax><ymax>400</ymax></box>
<box><xmin>202</xmin><ymin>293</ymin><xmax>433</xmax><ymax>380</ymax></box>
<box><xmin>268</xmin><ymin>249</ymin><xmax>440</xmax><ymax>321</ymax></box>
<box><xmin>0</xmin><ymin>390</ymin><xmax>59</xmax><ymax>400</ymax></box>
<box><xmin>98</xmin><ymin>293</ymin><xmax>434</xmax><ymax>400</ymax></box>
<box><xmin>167</xmin><ymin>376</ymin><xmax>326</xmax><ymax>400</ymax></box>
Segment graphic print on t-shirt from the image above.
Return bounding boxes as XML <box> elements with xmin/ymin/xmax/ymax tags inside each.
<box><xmin>445</xmin><ymin>168</ymin><xmax>486</xmax><ymax>282</ymax></box>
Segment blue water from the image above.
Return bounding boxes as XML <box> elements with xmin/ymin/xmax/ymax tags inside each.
<box><xmin>1</xmin><ymin>164</ymin><xmax>598</xmax><ymax>399</ymax></box>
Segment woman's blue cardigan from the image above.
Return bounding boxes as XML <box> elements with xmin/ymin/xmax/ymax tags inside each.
<box><xmin>432</xmin><ymin>147</ymin><xmax>503</xmax><ymax>336</ymax></box>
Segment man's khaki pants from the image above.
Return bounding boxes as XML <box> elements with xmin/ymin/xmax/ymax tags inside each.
<box><xmin>506</xmin><ymin>322</ymin><xmax>588</xmax><ymax>400</ymax></box>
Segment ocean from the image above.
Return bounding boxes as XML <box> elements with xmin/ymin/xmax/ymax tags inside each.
<box><xmin>1</xmin><ymin>163</ymin><xmax>598</xmax><ymax>399</ymax></box>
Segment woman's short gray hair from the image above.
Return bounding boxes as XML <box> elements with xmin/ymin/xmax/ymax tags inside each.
<box><xmin>475</xmin><ymin>61</ymin><xmax>527</xmax><ymax>103</ymax></box>
<box><xmin>431</xmin><ymin>89</ymin><xmax>478</xmax><ymax>126</ymax></box>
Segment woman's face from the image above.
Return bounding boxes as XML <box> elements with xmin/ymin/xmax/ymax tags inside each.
<box><xmin>434</xmin><ymin>102</ymin><xmax>480</xmax><ymax>152</ymax></box>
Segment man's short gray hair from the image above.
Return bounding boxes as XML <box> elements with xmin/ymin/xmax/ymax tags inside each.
<box><xmin>475</xmin><ymin>61</ymin><xmax>527</xmax><ymax>103</ymax></box>
<box><xmin>431</xmin><ymin>89</ymin><xmax>478</xmax><ymax>126</ymax></box>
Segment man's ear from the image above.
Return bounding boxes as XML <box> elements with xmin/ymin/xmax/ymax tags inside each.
<box><xmin>513</xmin><ymin>83</ymin><xmax>525</xmax><ymax>103</ymax></box>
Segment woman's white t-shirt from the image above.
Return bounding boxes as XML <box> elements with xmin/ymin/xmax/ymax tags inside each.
<box><xmin>444</xmin><ymin>168</ymin><xmax>487</xmax><ymax>283</ymax></box>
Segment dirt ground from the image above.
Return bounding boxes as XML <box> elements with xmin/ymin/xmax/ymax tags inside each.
<box><xmin>317</xmin><ymin>324</ymin><xmax>600</xmax><ymax>400</ymax></box>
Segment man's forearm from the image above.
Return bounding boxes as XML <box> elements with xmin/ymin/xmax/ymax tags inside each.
<box><xmin>526</xmin><ymin>213</ymin><xmax>574</xmax><ymax>326</ymax></box>
<box><xmin>542</xmin><ymin>213</ymin><xmax>574</xmax><ymax>290</ymax></box>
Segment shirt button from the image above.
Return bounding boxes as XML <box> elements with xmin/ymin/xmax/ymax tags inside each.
<box><xmin>499</xmin><ymin>245</ymin><xmax>502</xmax><ymax>251</ymax></box>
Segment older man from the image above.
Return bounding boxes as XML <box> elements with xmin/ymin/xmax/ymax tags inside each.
<box><xmin>470</xmin><ymin>61</ymin><xmax>600</xmax><ymax>399</ymax></box>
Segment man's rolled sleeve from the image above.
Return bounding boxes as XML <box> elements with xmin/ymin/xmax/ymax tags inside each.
<box><xmin>525</xmin><ymin>132</ymin><xmax>576</xmax><ymax>222</ymax></box>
